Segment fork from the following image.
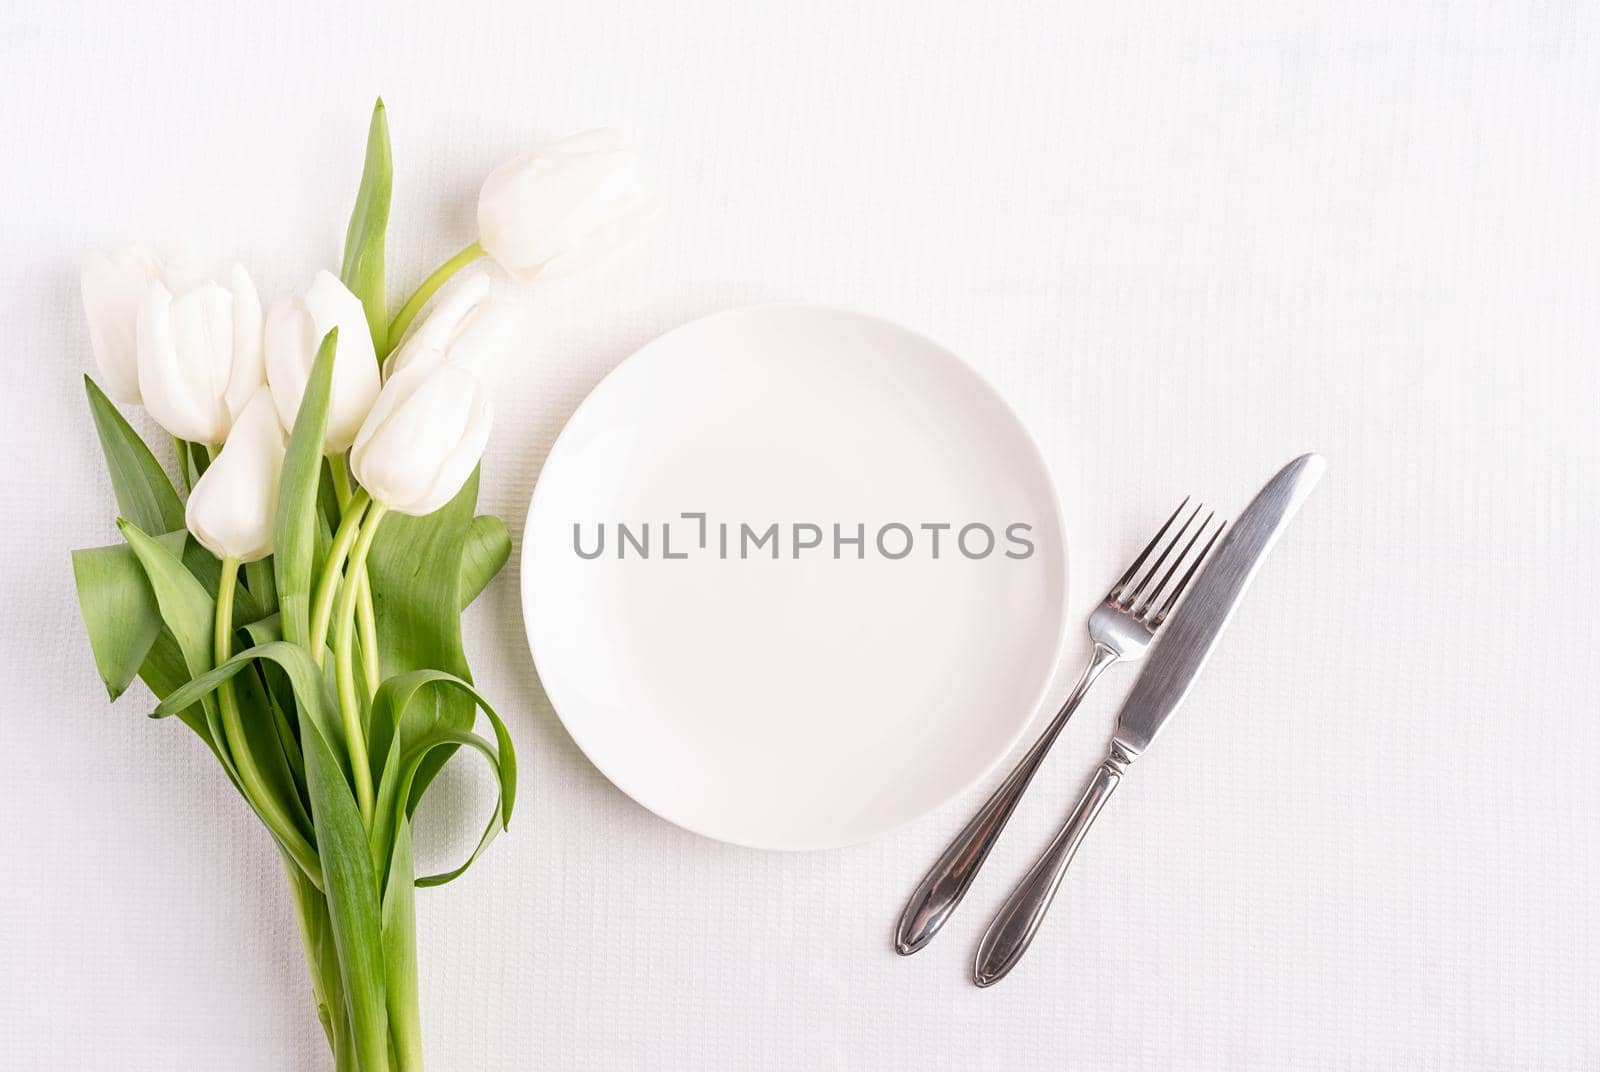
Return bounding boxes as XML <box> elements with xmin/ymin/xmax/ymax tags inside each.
<box><xmin>893</xmin><ymin>499</ymin><xmax>1225</xmax><ymax>956</ymax></box>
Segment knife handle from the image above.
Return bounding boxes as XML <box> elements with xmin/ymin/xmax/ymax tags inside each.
<box><xmin>973</xmin><ymin>741</ymin><xmax>1133</xmax><ymax>987</ymax></box>
<box><xmin>894</xmin><ymin>644</ymin><xmax>1118</xmax><ymax>956</ymax></box>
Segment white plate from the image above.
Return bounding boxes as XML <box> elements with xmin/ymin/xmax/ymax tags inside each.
<box><xmin>520</xmin><ymin>305</ymin><xmax>1068</xmax><ymax>849</ymax></box>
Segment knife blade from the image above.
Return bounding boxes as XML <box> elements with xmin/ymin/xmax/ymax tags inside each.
<box><xmin>1113</xmin><ymin>451</ymin><xmax>1325</xmax><ymax>757</ymax></box>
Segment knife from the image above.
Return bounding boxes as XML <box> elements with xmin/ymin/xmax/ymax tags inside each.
<box><xmin>973</xmin><ymin>452</ymin><xmax>1326</xmax><ymax>987</ymax></box>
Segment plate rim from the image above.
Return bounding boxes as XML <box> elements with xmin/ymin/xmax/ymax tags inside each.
<box><xmin>519</xmin><ymin>302</ymin><xmax>1070</xmax><ymax>850</ymax></box>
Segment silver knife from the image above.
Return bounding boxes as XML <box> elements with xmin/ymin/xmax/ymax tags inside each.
<box><xmin>973</xmin><ymin>452</ymin><xmax>1326</xmax><ymax>987</ymax></box>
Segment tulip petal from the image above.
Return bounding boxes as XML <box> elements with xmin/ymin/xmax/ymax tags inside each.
<box><xmin>265</xmin><ymin>272</ymin><xmax>380</xmax><ymax>452</ymax></box>
<box><xmin>383</xmin><ymin>269</ymin><xmax>493</xmax><ymax>380</ymax></box>
<box><xmin>264</xmin><ymin>297</ymin><xmax>318</xmax><ymax>431</ymax></box>
<box><xmin>410</xmin><ymin>382</ymin><xmax>493</xmax><ymax>515</ymax></box>
<box><xmin>352</xmin><ymin>366</ymin><xmax>490</xmax><ymax>515</ymax></box>
<box><xmin>353</xmin><ymin>366</ymin><xmax>471</xmax><ymax>501</ymax></box>
<box><xmin>185</xmin><ymin>388</ymin><xmax>285</xmax><ymax>562</ymax></box>
<box><xmin>440</xmin><ymin>297</ymin><xmax>518</xmax><ymax>387</ymax></box>
<box><xmin>133</xmin><ymin>263</ymin><xmax>262</xmax><ymax>445</ymax></box>
<box><xmin>516</xmin><ymin>152</ymin><xmax>645</xmax><ymax>270</ymax></box>
<box><xmin>81</xmin><ymin>248</ymin><xmax>158</xmax><ymax>404</ymax></box>
<box><xmin>476</xmin><ymin>129</ymin><xmax>653</xmax><ymax>282</ymax></box>
<box><xmin>169</xmin><ymin>283</ymin><xmax>235</xmax><ymax>441</ymax></box>
<box><xmin>532</xmin><ymin>189</ymin><xmax>660</xmax><ymax>281</ymax></box>
<box><xmin>351</xmin><ymin>351</ymin><xmax>427</xmax><ymax>463</ymax></box>
<box><xmin>305</xmin><ymin>271</ymin><xmax>380</xmax><ymax>451</ymax></box>
<box><xmin>223</xmin><ymin>263</ymin><xmax>264</xmax><ymax>424</ymax></box>
<box><xmin>136</xmin><ymin>282</ymin><xmax>201</xmax><ymax>441</ymax></box>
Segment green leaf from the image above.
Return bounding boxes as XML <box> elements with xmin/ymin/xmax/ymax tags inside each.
<box><xmin>459</xmin><ymin>514</ymin><xmax>510</xmax><ymax>610</ymax></box>
<box><xmin>406</xmin><ymin>730</ymin><xmax>513</xmax><ymax>889</ymax></box>
<box><xmin>242</xmin><ymin>614</ymin><xmax>283</xmax><ymax>646</ymax></box>
<box><xmin>381</xmin><ymin>821</ymin><xmax>424</xmax><ymax>1070</ymax></box>
<box><xmin>173</xmin><ymin>438</ymin><xmax>194</xmax><ymax>492</ymax></box>
<box><xmin>85</xmin><ymin>376</ymin><xmax>184</xmax><ymax>534</ymax></box>
<box><xmin>367</xmin><ymin>669</ymin><xmax>517</xmax><ymax>891</ymax></box>
<box><xmin>72</xmin><ymin>528</ymin><xmax>235</xmax><ymax>704</ymax></box>
<box><xmin>340</xmin><ymin>98</ymin><xmax>392</xmax><ymax>354</ymax></box>
<box><xmin>260</xmin><ymin>665</ymin><xmax>309</xmax><ymax>798</ymax></box>
<box><xmin>298</xmin><ymin>675</ymin><xmax>389</xmax><ymax>1070</ymax></box>
<box><xmin>118</xmin><ymin>523</ymin><xmax>214</xmax><ymax>683</ymax></box>
<box><xmin>275</xmin><ymin>329</ymin><xmax>338</xmax><ymax>647</ymax></box>
<box><xmin>245</xmin><ymin>558</ymin><xmax>278</xmax><ymax>618</ymax></box>
<box><xmin>232</xmin><ymin>656</ymin><xmax>314</xmax><ymax>839</ymax></box>
<box><xmin>286</xmin><ymin>862</ymin><xmax>355</xmax><ymax>1066</ymax></box>
<box><xmin>152</xmin><ymin>641</ymin><xmax>388</xmax><ymax>1068</ymax></box>
<box><xmin>140</xmin><ymin>627</ymin><xmax>219</xmax><ymax>755</ymax></box>
<box><xmin>71</xmin><ymin>539</ymin><xmax>167</xmax><ymax>700</ymax></box>
<box><xmin>238</xmin><ymin>614</ymin><xmax>296</xmax><ymax>774</ymax></box>
<box><xmin>155</xmin><ymin>641</ymin><xmax>335</xmax><ymax>760</ymax></box>
<box><xmin>73</xmin><ymin>524</ymin><xmax>263</xmax><ymax>759</ymax></box>
<box><xmin>176</xmin><ymin>436</ymin><xmax>210</xmax><ymax>491</ymax></box>
<box><xmin>368</xmin><ymin>470</ymin><xmax>481</xmax><ymax>806</ymax></box>
<box><xmin>118</xmin><ymin>520</ymin><xmax>236</xmax><ymax>787</ymax></box>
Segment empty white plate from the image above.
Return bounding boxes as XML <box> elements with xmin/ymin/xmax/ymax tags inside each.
<box><xmin>520</xmin><ymin>305</ymin><xmax>1067</xmax><ymax>849</ymax></box>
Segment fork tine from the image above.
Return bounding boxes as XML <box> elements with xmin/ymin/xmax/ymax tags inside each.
<box><xmin>1125</xmin><ymin>501</ymin><xmax>1203</xmax><ymax>611</ymax></box>
<box><xmin>1135</xmin><ymin>509</ymin><xmax>1214</xmax><ymax>618</ymax></box>
<box><xmin>1107</xmin><ymin>497</ymin><xmax>1188</xmax><ymax>603</ymax></box>
<box><xmin>1151</xmin><ymin>517</ymin><xmax>1227</xmax><ymax>626</ymax></box>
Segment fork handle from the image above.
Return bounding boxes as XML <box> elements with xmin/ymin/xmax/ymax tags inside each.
<box><xmin>893</xmin><ymin>643</ymin><xmax>1118</xmax><ymax>956</ymax></box>
<box><xmin>973</xmin><ymin>740</ymin><xmax>1134</xmax><ymax>986</ymax></box>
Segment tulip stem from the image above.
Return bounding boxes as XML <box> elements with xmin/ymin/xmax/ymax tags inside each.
<box><xmin>329</xmin><ymin>456</ymin><xmax>355</xmax><ymax>508</ymax></box>
<box><xmin>334</xmin><ymin>501</ymin><xmax>388</xmax><ymax>829</ymax></box>
<box><xmin>216</xmin><ymin>556</ymin><xmax>322</xmax><ymax>885</ymax></box>
<box><xmin>329</xmin><ymin>458</ymin><xmax>382</xmax><ymax>693</ymax></box>
<box><xmin>310</xmin><ymin>490</ymin><xmax>371</xmax><ymax>664</ymax></box>
<box><xmin>356</xmin><ymin>575</ymin><xmax>380</xmax><ymax>699</ymax></box>
<box><xmin>385</xmin><ymin>240</ymin><xmax>485</xmax><ymax>357</ymax></box>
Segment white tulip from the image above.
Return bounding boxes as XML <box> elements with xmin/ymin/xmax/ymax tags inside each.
<box><xmin>81</xmin><ymin>247</ymin><xmax>163</xmax><ymax>404</ymax></box>
<box><xmin>352</xmin><ymin>351</ymin><xmax>493</xmax><ymax>517</ymax></box>
<box><xmin>185</xmin><ymin>388</ymin><xmax>284</xmax><ymax>562</ymax></box>
<box><xmin>135</xmin><ymin>263</ymin><xmax>264</xmax><ymax>444</ymax></box>
<box><xmin>476</xmin><ymin>127</ymin><xmax>657</xmax><ymax>282</ymax></box>
<box><xmin>264</xmin><ymin>271</ymin><xmax>381</xmax><ymax>453</ymax></box>
<box><xmin>382</xmin><ymin>269</ymin><xmax>504</xmax><ymax>382</ymax></box>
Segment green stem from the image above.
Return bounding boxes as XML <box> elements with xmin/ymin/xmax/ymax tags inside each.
<box><xmin>311</xmin><ymin>490</ymin><xmax>371</xmax><ymax>664</ymax></box>
<box><xmin>330</xmin><ymin>458</ymin><xmax>382</xmax><ymax>692</ymax></box>
<box><xmin>335</xmin><ymin>502</ymin><xmax>388</xmax><ymax>828</ymax></box>
<box><xmin>216</xmin><ymin>557</ymin><xmax>322</xmax><ymax>884</ymax></box>
<box><xmin>358</xmin><ymin>576</ymin><xmax>381</xmax><ymax>698</ymax></box>
<box><xmin>385</xmin><ymin>240</ymin><xmax>485</xmax><ymax>356</ymax></box>
<box><xmin>329</xmin><ymin>456</ymin><xmax>355</xmax><ymax>509</ymax></box>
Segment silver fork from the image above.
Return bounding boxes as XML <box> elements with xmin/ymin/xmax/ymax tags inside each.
<box><xmin>893</xmin><ymin>500</ymin><xmax>1225</xmax><ymax>956</ymax></box>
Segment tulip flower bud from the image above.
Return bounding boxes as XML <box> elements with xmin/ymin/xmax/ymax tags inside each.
<box><xmin>351</xmin><ymin>352</ymin><xmax>492</xmax><ymax>517</ymax></box>
<box><xmin>476</xmin><ymin>128</ymin><xmax>657</xmax><ymax>282</ymax></box>
<box><xmin>81</xmin><ymin>247</ymin><xmax>162</xmax><ymax>404</ymax></box>
<box><xmin>265</xmin><ymin>271</ymin><xmax>381</xmax><ymax>452</ymax></box>
<box><xmin>382</xmin><ymin>269</ymin><xmax>502</xmax><ymax>382</ymax></box>
<box><xmin>135</xmin><ymin>263</ymin><xmax>265</xmax><ymax>444</ymax></box>
<box><xmin>185</xmin><ymin>387</ymin><xmax>285</xmax><ymax>562</ymax></box>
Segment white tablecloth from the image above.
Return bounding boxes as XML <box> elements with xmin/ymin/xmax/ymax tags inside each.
<box><xmin>2</xmin><ymin>3</ymin><xmax>1596</xmax><ymax>1068</ymax></box>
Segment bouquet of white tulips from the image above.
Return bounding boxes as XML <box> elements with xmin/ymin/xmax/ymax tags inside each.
<box><xmin>71</xmin><ymin>101</ymin><xmax>652</xmax><ymax>1070</ymax></box>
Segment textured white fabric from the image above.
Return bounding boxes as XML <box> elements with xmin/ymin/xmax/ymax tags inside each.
<box><xmin>2</xmin><ymin>2</ymin><xmax>1597</xmax><ymax>1069</ymax></box>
